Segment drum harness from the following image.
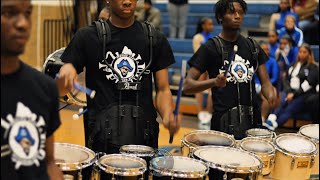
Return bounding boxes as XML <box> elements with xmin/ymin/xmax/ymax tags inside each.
<box><xmin>87</xmin><ymin>20</ymin><xmax>157</xmax><ymax>151</ymax></box>
<box><xmin>212</xmin><ymin>35</ymin><xmax>260</xmax><ymax>137</ymax></box>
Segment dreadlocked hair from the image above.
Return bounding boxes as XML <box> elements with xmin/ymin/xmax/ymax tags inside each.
<box><xmin>214</xmin><ymin>0</ymin><xmax>247</xmax><ymax>24</ymax></box>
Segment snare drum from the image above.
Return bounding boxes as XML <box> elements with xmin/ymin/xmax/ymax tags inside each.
<box><xmin>54</xmin><ymin>143</ymin><xmax>96</xmax><ymax>180</ymax></box>
<box><xmin>191</xmin><ymin>146</ymin><xmax>263</xmax><ymax>180</ymax></box>
<box><xmin>91</xmin><ymin>154</ymin><xmax>147</xmax><ymax>180</ymax></box>
<box><xmin>246</xmin><ymin>128</ymin><xmax>275</xmax><ymax>141</ymax></box>
<box><xmin>181</xmin><ymin>130</ymin><xmax>236</xmax><ymax>157</ymax></box>
<box><xmin>239</xmin><ymin>137</ymin><xmax>275</xmax><ymax>176</ymax></box>
<box><xmin>43</xmin><ymin>48</ymin><xmax>87</xmax><ymax>107</ymax></box>
<box><xmin>299</xmin><ymin>124</ymin><xmax>319</xmax><ymax>179</ymax></box>
<box><xmin>270</xmin><ymin>133</ymin><xmax>317</xmax><ymax>180</ymax></box>
<box><xmin>149</xmin><ymin>156</ymin><xmax>209</xmax><ymax>179</ymax></box>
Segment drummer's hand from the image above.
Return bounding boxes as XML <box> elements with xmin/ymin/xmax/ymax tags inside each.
<box><xmin>47</xmin><ymin>161</ymin><xmax>64</xmax><ymax>180</ymax></box>
<box><xmin>163</xmin><ymin>112</ymin><xmax>181</xmax><ymax>135</ymax></box>
<box><xmin>56</xmin><ymin>63</ymin><xmax>78</xmax><ymax>96</ymax></box>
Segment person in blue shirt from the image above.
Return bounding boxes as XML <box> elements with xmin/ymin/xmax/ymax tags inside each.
<box><xmin>269</xmin><ymin>0</ymin><xmax>299</xmax><ymax>31</ymax></box>
<box><xmin>278</xmin><ymin>15</ymin><xmax>304</xmax><ymax>47</ymax></box>
<box><xmin>192</xmin><ymin>17</ymin><xmax>214</xmax><ymax>124</ymax></box>
<box><xmin>268</xmin><ymin>30</ymin><xmax>279</xmax><ymax>59</ymax></box>
<box><xmin>255</xmin><ymin>41</ymin><xmax>280</xmax><ymax>122</ymax></box>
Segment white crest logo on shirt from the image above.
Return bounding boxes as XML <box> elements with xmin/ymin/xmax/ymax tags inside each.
<box><xmin>1</xmin><ymin>102</ymin><xmax>46</xmax><ymax>169</ymax></box>
<box><xmin>99</xmin><ymin>46</ymin><xmax>150</xmax><ymax>83</ymax></box>
<box><xmin>219</xmin><ymin>54</ymin><xmax>254</xmax><ymax>83</ymax></box>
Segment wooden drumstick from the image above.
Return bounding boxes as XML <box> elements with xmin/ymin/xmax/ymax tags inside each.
<box><xmin>73</xmin><ymin>108</ymin><xmax>88</xmax><ymax>120</ymax></box>
<box><xmin>224</xmin><ymin>45</ymin><xmax>238</xmax><ymax>77</ymax></box>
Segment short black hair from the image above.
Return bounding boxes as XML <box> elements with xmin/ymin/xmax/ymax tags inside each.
<box><xmin>214</xmin><ymin>0</ymin><xmax>247</xmax><ymax>24</ymax></box>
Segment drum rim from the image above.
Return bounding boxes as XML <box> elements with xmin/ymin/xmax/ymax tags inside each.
<box><xmin>299</xmin><ymin>124</ymin><xmax>319</xmax><ymax>143</ymax></box>
<box><xmin>149</xmin><ymin>156</ymin><xmax>209</xmax><ymax>178</ymax></box>
<box><xmin>119</xmin><ymin>145</ymin><xmax>155</xmax><ymax>157</ymax></box>
<box><xmin>239</xmin><ymin>137</ymin><xmax>275</xmax><ymax>156</ymax></box>
<box><xmin>54</xmin><ymin>142</ymin><xmax>96</xmax><ymax>171</ymax></box>
<box><xmin>96</xmin><ymin>154</ymin><xmax>147</xmax><ymax>176</ymax></box>
<box><xmin>182</xmin><ymin>130</ymin><xmax>236</xmax><ymax>148</ymax></box>
<box><xmin>274</xmin><ymin>133</ymin><xmax>318</xmax><ymax>156</ymax></box>
<box><xmin>191</xmin><ymin>146</ymin><xmax>263</xmax><ymax>173</ymax></box>
<box><xmin>246</xmin><ymin>128</ymin><xmax>273</xmax><ymax>138</ymax></box>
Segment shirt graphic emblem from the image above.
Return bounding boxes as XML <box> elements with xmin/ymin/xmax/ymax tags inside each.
<box><xmin>99</xmin><ymin>46</ymin><xmax>150</xmax><ymax>83</ymax></box>
<box><xmin>219</xmin><ymin>54</ymin><xmax>254</xmax><ymax>83</ymax></box>
<box><xmin>1</xmin><ymin>102</ymin><xmax>46</xmax><ymax>169</ymax></box>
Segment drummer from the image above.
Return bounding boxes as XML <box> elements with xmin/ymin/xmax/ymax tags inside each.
<box><xmin>57</xmin><ymin>0</ymin><xmax>179</xmax><ymax>155</ymax></box>
<box><xmin>183</xmin><ymin>0</ymin><xmax>276</xmax><ymax>139</ymax></box>
<box><xmin>1</xmin><ymin>0</ymin><xmax>63</xmax><ymax>179</ymax></box>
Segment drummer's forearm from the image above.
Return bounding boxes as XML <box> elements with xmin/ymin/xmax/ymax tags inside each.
<box><xmin>46</xmin><ymin>135</ymin><xmax>64</xmax><ymax>180</ymax></box>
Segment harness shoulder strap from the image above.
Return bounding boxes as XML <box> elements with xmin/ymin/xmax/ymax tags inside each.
<box><xmin>141</xmin><ymin>21</ymin><xmax>157</xmax><ymax>47</ymax></box>
<box><xmin>246</xmin><ymin>36</ymin><xmax>260</xmax><ymax>71</ymax></box>
<box><xmin>211</xmin><ymin>36</ymin><xmax>228</xmax><ymax>64</ymax></box>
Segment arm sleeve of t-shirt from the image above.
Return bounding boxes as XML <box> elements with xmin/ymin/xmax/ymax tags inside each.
<box><xmin>60</xmin><ymin>28</ymin><xmax>87</xmax><ymax>74</ymax></box>
<box><xmin>151</xmin><ymin>32</ymin><xmax>175</xmax><ymax>72</ymax></box>
<box><xmin>46</xmin><ymin>80</ymin><xmax>61</xmax><ymax>137</ymax></box>
<box><xmin>188</xmin><ymin>42</ymin><xmax>213</xmax><ymax>74</ymax></box>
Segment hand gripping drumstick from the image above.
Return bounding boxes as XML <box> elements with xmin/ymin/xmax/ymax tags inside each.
<box><xmin>224</xmin><ymin>45</ymin><xmax>238</xmax><ymax>77</ymax></box>
<box><xmin>169</xmin><ymin>60</ymin><xmax>187</xmax><ymax>144</ymax></box>
<box><xmin>55</xmin><ymin>73</ymin><xmax>96</xmax><ymax>99</ymax></box>
<box><xmin>73</xmin><ymin>108</ymin><xmax>88</xmax><ymax>120</ymax></box>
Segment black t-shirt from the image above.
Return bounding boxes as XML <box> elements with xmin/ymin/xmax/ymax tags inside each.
<box><xmin>169</xmin><ymin>0</ymin><xmax>188</xmax><ymax>5</ymax></box>
<box><xmin>61</xmin><ymin>20</ymin><xmax>175</xmax><ymax>118</ymax></box>
<box><xmin>189</xmin><ymin>35</ymin><xmax>267</xmax><ymax>114</ymax></box>
<box><xmin>1</xmin><ymin>62</ymin><xmax>61</xmax><ymax>180</ymax></box>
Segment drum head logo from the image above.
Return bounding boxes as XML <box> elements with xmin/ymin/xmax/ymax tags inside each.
<box><xmin>1</xmin><ymin>102</ymin><xmax>46</xmax><ymax>169</ymax></box>
<box><xmin>219</xmin><ymin>54</ymin><xmax>254</xmax><ymax>83</ymax></box>
<box><xmin>99</xmin><ymin>46</ymin><xmax>150</xmax><ymax>83</ymax></box>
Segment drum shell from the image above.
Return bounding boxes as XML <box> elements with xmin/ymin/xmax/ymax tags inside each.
<box><xmin>239</xmin><ymin>138</ymin><xmax>275</xmax><ymax>176</ymax></box>
<box><xmin>299</xmin><ymin>124</ymin><xmax>319</xmax><ymax>179</ymax></box>
<box><xmin>207</xmin><ymin>168</ymin><xmax>262</xmax><ymax>180</ymax></box>
<box><xmin>149</xmin><ymin>173</ymin><xmax>206</xmax><ymax>180</ymax></box>
<box><xmin>270</xmin><ymin>150</ymin><xmax>315</xmax><ymax>180</ymax></box>
<box><xmin>270</xmin><ymin>133</ymin><xmax>317</xmax><ymax>180</ymax></box>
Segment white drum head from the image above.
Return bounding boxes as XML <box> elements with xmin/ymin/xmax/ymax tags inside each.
<box><xmin>184</xmin><ymin>130</ymin><xmax>235</xmax><ymax>147</ymax></box>
<box><xmin>275</xmin><ymin>134</ymin><xmax>317</xmax><ymax>155</ymax></box>
<box><xmin>97</xmin><ymin>154</ymin><xmax>147</xmax><ymax>176</ymax></box>
<box><xmin>299</xmin><ymin>124</ymin><xmax>319</xmax><ymax>143</ymax></box>
<box><xmin>119</xmin><ymin>145</ymin><xmax>155</xmax><ymax>157</ymax></box>
<box><xmin>150</xmin><ymin>156</ymin><xmax>209</xmax><ymax>178</ymax></box>
<box><xmin>240</xmin><ymin>138</ymin><xmax>274</xmax><ymax>154</ymax></box>
<box><xmin>54</xmin><ymin>143</ymin><xmax>96</xmax><ymax>171</ymax></box>
<box><xmin>192</xmin><ymin>146</ymin><xmax>262</xmax><ymax>173</ymax></box>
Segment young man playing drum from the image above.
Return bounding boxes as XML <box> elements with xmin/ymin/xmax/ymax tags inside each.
<box><xmin>57</xmin><ymin>0</ymin><xmax>179</xmax><ymax>155</ymax></box>
<box><xmin>1</xmin><ymin>0</ymin><xmax>63</xmax><ymax>179</ymax></box>
<box><xmin>183</xmin><ymin>0</ymin><xmax>276</xmax><ymax>140</ymax></box>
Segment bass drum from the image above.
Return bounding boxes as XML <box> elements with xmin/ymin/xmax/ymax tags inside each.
<box><xmin>43</xmin><ymin>48</ymin><xmax>87</xmax><ymax>107</ymax></box>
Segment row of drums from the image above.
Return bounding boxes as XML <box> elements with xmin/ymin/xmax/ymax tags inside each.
<box><xmin>54</xmin><ymin>124</ymin><xmax>319</xmax><ymax>180</ymax></box>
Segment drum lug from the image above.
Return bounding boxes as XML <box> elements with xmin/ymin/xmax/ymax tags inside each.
<box><xmin>310</xmin><ymin>155</ymin><xmax>315</xmax><ymax>168</ymax></box>
<box><xmin>223</xmin><ymin>172</ymin><xmax>228</xmax><ymax>180</ymax></box>
<box><xmin>291</xmin><ymin>158</ymin><xmax>295</xmax><ymax>170</ymax></box>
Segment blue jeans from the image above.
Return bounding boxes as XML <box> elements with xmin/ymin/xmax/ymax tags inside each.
<box><xmin>274</xmin><ymin>95</ymin><xmax>304</xmax><ymax>126</ymax></box>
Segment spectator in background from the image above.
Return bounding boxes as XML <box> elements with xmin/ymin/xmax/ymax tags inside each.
<box><xmin>278</xmin><ymin>15</ymin><xmax>304</xmax><ymax>47</ymax></box>
<box><xmin>192</xmin><ymin>17</ymin><xmax>214</xmax><ymax>124</ymax></box>
<box><xmin>269</xmin><ymin>0</ymin><xmax>298</xmax><ymax>31</ymax></box>
<box><xmin>264</xmin><ymin>43</ymin><xmax>319</xmax><ymax>130</ymax></box>
<box><xmin>291</xmin><ymin>0</ymin><xmax>318</xmax><ymax>31</ymax></box>
<box><xmin>255</xmin><ymin>41</ymin><xmax>280</xmax><ymax>122</ymax></box>
<box><xmin>275</xmin><ymin>35</ymin><xmax>299</xmax><ymax>72</ymax></box>
<box><xmin>99</xmin><ymin>5</ymin><xmax>110</xmax><ymax>20</ymax></box>
<box><xmin>168</xmin><ymin>0</ymin><xmax>189</xmax><ymax>39</ymax></box>
<box><xmin>302</xmin><ymin>4</ymin><xmax>319</xmax><ymax>45</ymax></box>
<box><xmin>136</xmin><ymin>0</ymin><xmax>162</xmax><ymax>31</ymax></box>
<box><xmin>268</xmin><ymin>30</ymin><xmax>280</xmax><ymax>59</ymax></box>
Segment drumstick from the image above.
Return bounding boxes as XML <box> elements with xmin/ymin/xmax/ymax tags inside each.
<box><xmin>169</xmin><ymin>60</ymin><xmax>187</xmax><ymax>144</ymax></box>
<box><xmin>224</xmin><ymin>45</ymin><xmax>238</xmax><ymax>77</ymax></box>
<box><xmin>55</xmin><ymin>74</ymin><xmax>96</xmax><ymax>99</ymax></box>
<box><xmin>73</xmin><ymin>108</ymin><xmax>88</xmax><ymax>120</ymax></box>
